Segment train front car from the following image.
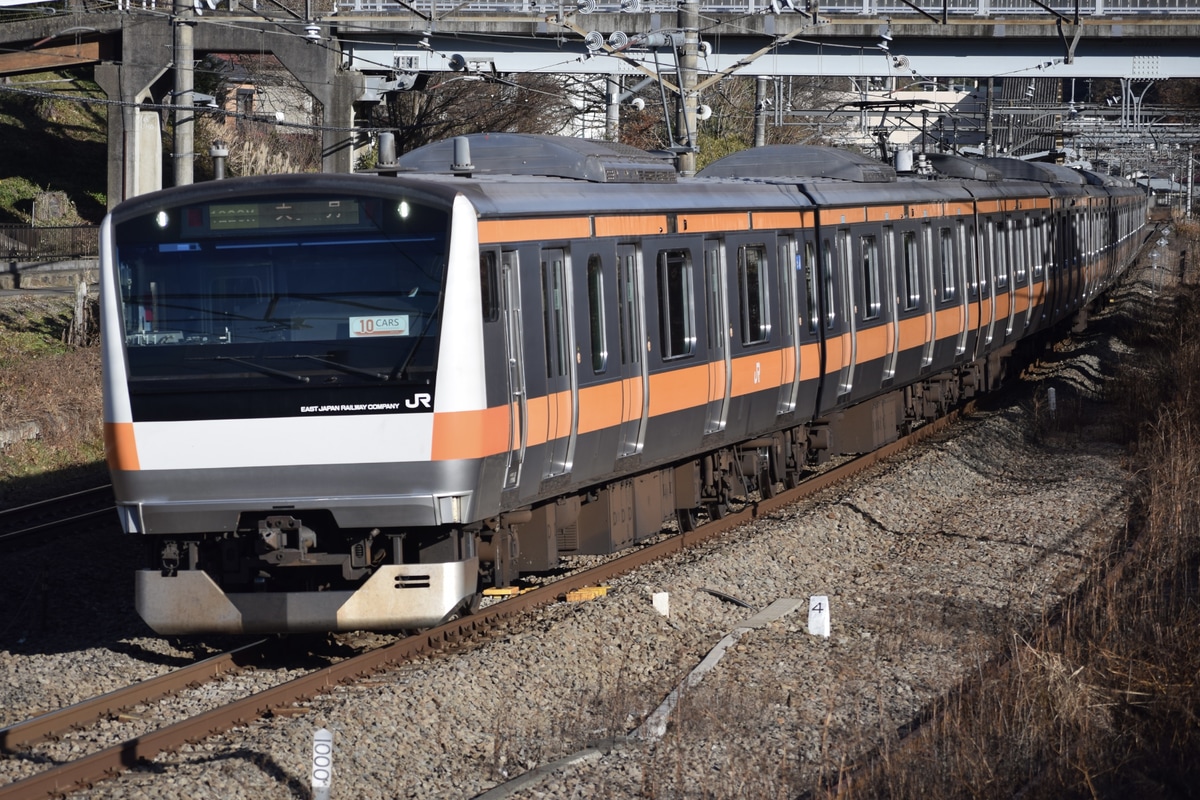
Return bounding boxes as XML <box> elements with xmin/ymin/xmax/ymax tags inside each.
<box><xmin>101</xmin><ymin>174</ymin><xmax>485</xmax><ymax>634</ymax></box>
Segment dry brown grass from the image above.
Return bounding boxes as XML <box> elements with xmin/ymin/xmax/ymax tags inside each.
<box><xmin>829</xmin><ymin>218</ymin><xmax>1200</xmax><ymax>800</ymax></box>
<box><xmin>0</xmin><ymin>292</ymin><xmax>104</xmax><ymax>502</ymax></box>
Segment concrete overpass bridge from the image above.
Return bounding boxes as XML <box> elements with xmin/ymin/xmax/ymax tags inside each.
<box><xmin>0</xmin><ymin>0</ymin><xmax>1197</xmax><ymax>199</ymax></box>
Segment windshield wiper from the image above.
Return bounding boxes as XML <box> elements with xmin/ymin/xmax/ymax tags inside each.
<box><xmin>394</xmin><ymin>292</ymin><xmax>444</xmax><ymax>380</ymax></box>
<box><xmin>279</xmin><ymin>354</ymin><xmax>390</xmax><ymax>381</ymax></box>
<box><xmin>198</xmin><ymin>355</ymin><xmax>311</xmax><ymax>383</ymax></box>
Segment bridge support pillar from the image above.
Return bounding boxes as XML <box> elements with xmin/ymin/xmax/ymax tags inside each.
<box><xmin>94</xmin><ymin>18</ymin><xmax>173</xmax><ymax>208</ymax></box>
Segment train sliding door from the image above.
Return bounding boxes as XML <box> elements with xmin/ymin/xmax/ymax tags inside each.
<box><xmin>776</xmin><ymin>234</ymin><xmax>799</xmax><ymax>415</ymax></box>
<box><xmin>835</xmin><ymin>229</ymin><xmax>856</xmax><ymax>397</ymax></box>
<box><xmin>616</xmin><ymin>244</ymin><xmax>648</xmax><ymax>458</ymax></box>
<box><xmin>539</xmin><ymin>248</ymin><xmax>577</xmax><ymax>478</ymax></box>
<box><xmin>703</xmin><ymin>240</ymin><xmax>731</xmax><ymax>434</ymax></box>
<box><xmin>500</xmin><ymin>251</ymin><xmax>527</xmax><ymax>490</ymax></box>
<box><xmin>882</xmin><ymin>226</ymin><xmax>899</xmax><ymax>382</ymax></box>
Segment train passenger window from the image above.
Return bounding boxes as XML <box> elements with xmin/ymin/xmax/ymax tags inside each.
<box><xmin>995</xmin><ymin>222</ymin><xmax>1009</xmax><ymax>288</ymax></box>
<box><xmin>938</xmin><ymin>228</ymin><xmax>955</xmax><ymax>302</ymax></box>
<box><xmin>901</xmin><ymin>231</ymin><xmax>919</xmax><ymax>310</ymax></box>
<box><xmin>860</xmin><ymin>235</ymin><xmax>880</xmax><ymax>320</ymax></box>
<box><xmin>1034</xmin><ymin>218</ymin><xmax>1045</xmax><ymax>278</ymax></box>
<box><xmin>804</xmin><ymin>241</ymin><xmax>818</xmax><ymax>334</ymax></box>
<box><xmin>738</xmin><ymin>245</ymin><xmax>770</xmax><ymax>344</ymax></box>
<box><xmin>704</xmin><ymin>247</ymin><xmax>725</xmax><ymax>352</ymax></box>
<box><xmin>617</xmin><ymin>251</ymin><xmax>640</xmax><ymax>366</ymax></box>
<box><xmin>541</xmin><ymin>252</ymin><xmax>569</xmax><ymax>379</ymax></box>
<box><xmin>822</xmin><ymin>241</ymin><xmax>836</xmax><ymax>329</ymax></box>
<box><xmin>586</xmin><ymin>255</ymin><xmax>607</xmax><ymax>374</ymax></box>
<box><xmin>480</xmin><ymin>251</ymin><xmax>499</xmax><ymax>322</ymax></box>
<box><xmin>657</xmin><ymin>249</ymin><xmax>696</xmax><ymax>359</ymax></box>
<box><xmin>1015</xmin><ymin>220</ymin><xmax>1028</xmax><ymax>283</ymax></box>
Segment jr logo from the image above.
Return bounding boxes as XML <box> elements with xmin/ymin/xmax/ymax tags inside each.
<box><xmin>405</xmin><ymin>393</ymin><xmax>432</xmax><ymax>409</ymax></box>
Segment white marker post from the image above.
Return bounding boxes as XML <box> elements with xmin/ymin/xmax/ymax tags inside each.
<box><xmin>808</xmin><ymin>595</ymin><xmax>831</xmax><ymax>638</ymax></box>
<box><xmin>312</xmin><ymin>727</ymin><xmax>333</xmax><ymax>800</ymax></box>
<box><xmin>652</xmin><ymin>592</ymin><xmax>670</xmax><ymax>617</ymax></box>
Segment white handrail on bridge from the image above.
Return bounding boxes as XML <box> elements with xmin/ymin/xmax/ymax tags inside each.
<box><xmin>110</xmin><ymin>0</ymin><xmax>1200</xmax><ymax>15</ymax></box>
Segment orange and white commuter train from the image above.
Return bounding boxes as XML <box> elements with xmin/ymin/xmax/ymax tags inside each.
<box><xmin>99</xmin><ymin>134</ymin><xmax>1148</xmax><ymax>634</ymax></box>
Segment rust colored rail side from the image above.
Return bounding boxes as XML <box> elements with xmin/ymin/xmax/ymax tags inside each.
<box><xmin>0</xmin><ymin>640</ymin><xmax>268</xmax><ymax>754</ymax></box>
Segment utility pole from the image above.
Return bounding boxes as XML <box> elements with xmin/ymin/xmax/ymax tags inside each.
<box><xmin>173</xmin><ymin>0</ymin><xmax>194</xmax><ymax>187</ymax></box>
<box><xmin>677</xmin><ymin>0</ymin><xmax>699</xmax><ymax>176</ymax></box>
<box><xmin>1189</xmin><ymin>144</ymin><xmax>1194</xmax><ymax>221</ymax></box>
<box><xmin>754</xmin><ymin>76</ymin><xmax>769</xmax><ymax>147</ymax></box>
<box><xmin>984</xmin><ymin>77</ymin><xmax>994</xmax><ymax>157</ymax></box>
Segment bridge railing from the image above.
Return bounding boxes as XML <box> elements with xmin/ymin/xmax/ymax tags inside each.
<box><xmin>109</xmin><ymin>0</ymin><xmax>1200</xmax><ymax>15</ymax></box>
<box><xmin>0</xmin><ymin>225</ymin><xmax>98</xmax><ymax>262</ymax></box>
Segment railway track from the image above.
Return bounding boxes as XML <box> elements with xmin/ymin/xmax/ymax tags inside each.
<box><xmin>0</xmin><ymin>405</ymin><xmax>972</xmax><ymax>800</ymax></box>
<box><xmin>0</xmin><ymin>486</ymin><xmax>115</xmax><ymax>545</ymax></box>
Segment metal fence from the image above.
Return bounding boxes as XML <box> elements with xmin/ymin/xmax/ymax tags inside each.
<box><xmin>108</xmin><ymin>0</ymin><xmax>1200</xmax><ymax>15</ymax></box>
<box><xmin>0</xmin><ymin>224</ymin><xmax>99</xmax><ymax>262</ymax></box>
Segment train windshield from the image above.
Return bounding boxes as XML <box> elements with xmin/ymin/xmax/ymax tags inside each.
<box><xmin>113</xmin><ymin>192</ymin><xmax>450</xmax><ymax>395</ymax></box>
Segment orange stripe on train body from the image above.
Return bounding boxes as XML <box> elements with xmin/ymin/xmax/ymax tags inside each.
<box><xmin>799</xmin><ymin>342</ymin><xmax>821</xmax><ymax>381</ymax></box>
<box><xmin>779</xmin><ymin>344</ymin><xmax>796</xmax><ymax>385</ymax></box>
<box><xmin>648</xmin><ymin>362</ymin><xmax>711</xmax><ymax>416</ymax></box>
<box><xmin>896</xmin><ymin>316</ymin><xmax>927</xmax><ymax>351</ymax></box>
<box><xmin>823</xmin><ymin>333</ymin><xmax>851</xmax><ymax>377</ymax></box>
<box><xmin>478</xmin><ymin>217</ymin><xmax>591</xmax><ymax>244</ymax></box>
<box><xmin>751</xmin><ymin>210</ymin><xmax>811</xmax><ymax>229</ymax></box>
<box><xmin>678</xmin><ymin>212</ymin><xmax>750</xmax><ymax>234</ymax></box>
<box><xmin>730</xmin><ymin>350</ymin><xmax>787</xmax><ymax>396</ymax></box>
<box><xmin>430</xmin><ymin>340</ymin><xmax>829</xmax><ymax>461</ymax></box>
<box><xmin>707</xmin><ymin>359</ymin><xmax>727</xmax><ymax>403</ymax></box>
<box><xmin>578</xmin><ymin>381</ymin><xmax>625</xmax><ymax>434</ymax></box>
<box><xmin>548</xmin><ymin>390</ymin><xmax>573</xmax><ymax>442</ymax></box>
<box><xmin>935</xmin><ymin>306</ymin><xmax>964</xmax><ymax>340</ymax></box>
<box><xmin>593</xmin><ymin>215</ymin><xmax>670</xmax><ymax>238</ymax></box>
<box><xmin>524</xmin><ymin>394</ymin><xmax>549</xmax><ymax>448</ymax></box>
<box><xmin>855</xmin><ymin>323</ymin><xmax>891</xmax><ymax>362</ymax></box>
<box><xmin>621</xmin><ymin>377</ymin><xmax>643</xmax><ymax>423</ymax></box>
<box><xmin>819</xmin><ymin>208</ymin><xmax>868</xmax><ymax>226</ymax></box>
<box><xmin>104</xmin><ymin>422</ymin><xmax>140</xmax><ymax>472</ymax></box>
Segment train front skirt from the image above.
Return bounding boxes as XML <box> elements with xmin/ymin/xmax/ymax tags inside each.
<box><xmin>134</xmin><ymin>558</ymin><xmax>480</xmax><ymax>635</ymax></box>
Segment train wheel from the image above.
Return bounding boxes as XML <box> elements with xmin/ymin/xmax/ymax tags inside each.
<box><xmin>677</xmin><ymin>508</ymin><xmax>700</xmax><ymax>532</ymax></box>
<box><xmin>758</xmin><ymin>466</ymin><xmax>776</xmax><ymax>499</ymax></box>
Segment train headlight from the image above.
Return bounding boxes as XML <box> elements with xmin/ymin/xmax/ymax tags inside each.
<box><xmin>155</xmin><ymin>211</ymin><xmax>169</xmax><ymax>228</ymax></box>
<box><xmin>398</xmin><ymin>200</ymin><xmax>410</xmax><ymax>220</ymax></box>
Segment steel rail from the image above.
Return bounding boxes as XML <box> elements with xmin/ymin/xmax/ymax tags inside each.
<box><xmin>0</xmin><ymin>485</ymin><xmax>115</xmax><ymax>544</ymax></box>
<box><xmin>0</xmin><ymin>640</ymin><xmax>269</xmax><ymax>755</ymax></box>
<box><xmin>0</xmin><ymin>405</ymin><xmax>971</xmax><ymax>800</ymax></box>
<box><xmin>0</xmin><ymin>486</ymin><xmax>112</xmax><ymax>518</ymax></box>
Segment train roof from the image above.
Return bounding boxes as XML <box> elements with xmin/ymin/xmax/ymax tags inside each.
<box><xmin>395</xmin><ymin>133</ymin><xmax>678</xmax><ymax>184</ymax></box>
<box><xmin>696</xmin><ymin>145</ymin><xmax>897</xmax><ymax>183</ymax></box>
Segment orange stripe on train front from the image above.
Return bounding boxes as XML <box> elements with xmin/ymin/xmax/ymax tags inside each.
<box><xmin>104</xmin><ymin>422</ymin><xmax>140</xmax><ymax>472</ymax></box>
<box><xmin>431</xmin><ymin>405</ymin><xmax>510</xmax><ymax>461</ymax></box>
